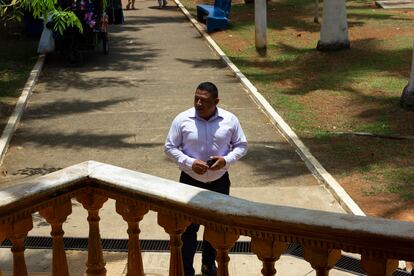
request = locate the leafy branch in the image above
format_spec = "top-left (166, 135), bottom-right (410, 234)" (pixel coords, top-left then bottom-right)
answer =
top-left (0, 0), bottom-right (23, 23)
top-left (0, 0), bottom-right (83, 33)
top-left (51, 9), bottom-right (83, 35)
top-left (20, 0), bottom-right (56, 18)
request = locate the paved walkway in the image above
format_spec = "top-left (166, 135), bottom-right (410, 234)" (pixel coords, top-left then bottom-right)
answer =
top-left (0, 1), bottom-right (352, 275)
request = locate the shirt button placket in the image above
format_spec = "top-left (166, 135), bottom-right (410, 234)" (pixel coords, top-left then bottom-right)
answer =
top-left (205, 120), bottom-right (210, 179)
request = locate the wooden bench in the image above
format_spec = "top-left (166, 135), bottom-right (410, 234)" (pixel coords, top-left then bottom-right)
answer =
top-left (196, 0), bottom-right (231, 32)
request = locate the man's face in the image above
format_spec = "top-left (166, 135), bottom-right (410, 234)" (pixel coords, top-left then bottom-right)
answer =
top-left (194, 89), bottom-right (219, 119)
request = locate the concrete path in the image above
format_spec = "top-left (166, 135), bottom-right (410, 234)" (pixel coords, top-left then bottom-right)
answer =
top-left (0, 0), bottom-right (352, 275)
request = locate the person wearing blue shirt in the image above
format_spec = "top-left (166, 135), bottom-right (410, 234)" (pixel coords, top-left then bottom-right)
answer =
top-left (165, 82), bottom-right (248, 276)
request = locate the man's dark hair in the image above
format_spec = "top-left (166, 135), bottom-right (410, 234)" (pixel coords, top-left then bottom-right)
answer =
top-left (197, 82), bottom-right (218, 98)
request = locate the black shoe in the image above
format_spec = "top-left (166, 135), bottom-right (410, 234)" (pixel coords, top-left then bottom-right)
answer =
top-left (201, 264), bottom-right (217, 276)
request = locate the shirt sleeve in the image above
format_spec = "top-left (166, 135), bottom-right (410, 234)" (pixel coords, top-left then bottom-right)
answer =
top-left (164, 116), bottom-right (196, 169)
top-left (223, 116), bottom-right (248, 166)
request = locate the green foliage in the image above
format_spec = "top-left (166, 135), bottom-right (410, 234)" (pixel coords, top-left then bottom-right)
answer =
top-left (20, 0), bottom-right (56, 18)
top-left (0, 0), bottom-right (24, 23)
top-left (0, 0), bottom-right (83, 34)
top-left (51, 9), bottom-right (83, 35)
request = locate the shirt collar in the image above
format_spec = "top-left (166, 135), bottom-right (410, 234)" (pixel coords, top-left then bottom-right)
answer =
top-left (191, 107), bottom-right (223, 121)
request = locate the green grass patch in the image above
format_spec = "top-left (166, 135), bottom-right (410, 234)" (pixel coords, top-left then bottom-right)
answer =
top-left (349, 161), bottom-right (414, 200)
top-left (362, 183), bottom-right (387, 196)
top-left (383, 168), bottom-right (414, 200)
top-left (277, 0), bottom-right (314, 7)
top-left (360, 75), bottom-right (407, 94)
top-left (354, 121), bottom-right (392, 135)
top-left (0, 23), bottom-right (38, 104)
top-left (313, 129), bottom-right (334, 141)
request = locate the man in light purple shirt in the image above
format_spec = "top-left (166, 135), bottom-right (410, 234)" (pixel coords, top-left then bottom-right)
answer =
top-left (164, 82), bottom-right (247, 276)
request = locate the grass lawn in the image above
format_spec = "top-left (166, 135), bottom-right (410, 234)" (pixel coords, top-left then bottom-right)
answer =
top-left (181, 0), bottom-right (414, 220)
top-left (0, 22), bottom-right (38, 132)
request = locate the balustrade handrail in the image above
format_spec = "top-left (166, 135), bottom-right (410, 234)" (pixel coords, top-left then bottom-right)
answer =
top-left (0, 160), bottom-right (413, 275)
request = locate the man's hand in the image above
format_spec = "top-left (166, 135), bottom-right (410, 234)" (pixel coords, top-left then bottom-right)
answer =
top-left (208, 156), bottom-right (226, 171)
top-left (192, 160), bottom-right (209, 175)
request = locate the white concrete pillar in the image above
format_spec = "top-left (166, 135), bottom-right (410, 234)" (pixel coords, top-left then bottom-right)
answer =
top-left (407, 45), bottom-right (414, 91)
top-left (255, 0), bottom-right (267, 53)
top-left (400, 42), bottom-right (414, 110)
top-left (317, 0), bottom-right (350, 51)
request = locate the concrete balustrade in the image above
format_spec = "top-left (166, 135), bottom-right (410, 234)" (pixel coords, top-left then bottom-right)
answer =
top-left (158, 212), bottom-right (190, 276)
top-left (39, 199), bottom-right (72, 276)
top-left (77, 192), bottom-right (108, 276)
top-left (115, 200), bottom-right (149, 276)
top-left (0, 161), bottom-right (412, 275)
top-left (251, 238), bottom-right (287, 276)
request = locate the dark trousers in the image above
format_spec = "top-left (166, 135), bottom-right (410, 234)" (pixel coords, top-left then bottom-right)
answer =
top-left (179, 171), bottom-right (230, 276)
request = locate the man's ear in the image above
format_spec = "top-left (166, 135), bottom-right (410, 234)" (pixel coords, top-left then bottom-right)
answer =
top-left (215, 98), bottom-right (220, 105)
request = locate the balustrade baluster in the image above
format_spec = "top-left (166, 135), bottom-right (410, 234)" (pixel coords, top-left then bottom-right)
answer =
top-left (8, 216), bottom-right (33, 276)
top-left (157, 213), bottom-right (190, 276)
top-left (303, 247), bottom-right (341, 276)
top-left (0, 229), bottom-right (5, 276)
top-left (251, 238), bottom-right (287, 276)
top-left (39, 200), bottom-right (72, 276)
top-left (204, 228), bottom-right (239, 276)
top-left (77, 192), bottom-right (108, 276)
top-left (360, 256), bottom-right (398, 276)
top-left (115, 201), bottom-right (149, 276)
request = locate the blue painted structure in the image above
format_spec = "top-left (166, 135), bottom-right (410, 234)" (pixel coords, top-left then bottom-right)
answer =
top-left (196, 0), bottom-right (231, 32)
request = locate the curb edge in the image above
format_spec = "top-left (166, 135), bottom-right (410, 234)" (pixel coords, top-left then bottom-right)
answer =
top-left (0, 54), bottom-right (46, 167)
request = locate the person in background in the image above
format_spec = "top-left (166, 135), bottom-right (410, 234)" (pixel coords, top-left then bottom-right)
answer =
top-left (107, 0), bottom-right (124, 24)
top-left (158, 0), bottom-right (167, 8)
top-left (126, 0), bottom-right (135, 9)
top-left (158, 0), bottom-right (167, 9)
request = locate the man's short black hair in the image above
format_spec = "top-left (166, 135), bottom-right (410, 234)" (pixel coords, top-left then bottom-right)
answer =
top-left (197, 82), bottom-right (218, 98)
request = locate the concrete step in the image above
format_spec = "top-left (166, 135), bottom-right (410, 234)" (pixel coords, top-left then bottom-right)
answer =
top-left (0, 249), bottom-right (353, 275)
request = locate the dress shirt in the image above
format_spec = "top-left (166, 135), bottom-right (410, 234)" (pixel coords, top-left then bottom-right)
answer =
top-left (165, 107), bottom-right (248, 183)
